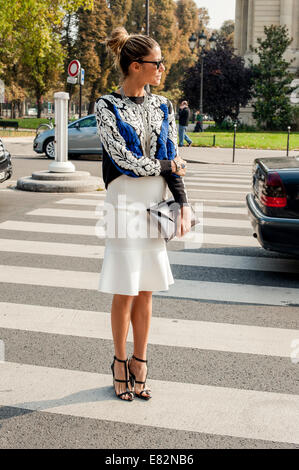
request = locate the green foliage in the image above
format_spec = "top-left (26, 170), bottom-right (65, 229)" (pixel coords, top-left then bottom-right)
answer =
top-left (181, 36), bottom-right (253, 125)
top-left (164, 0), bottom-right (199, 93)
top-left (0, 0), bottom-right (93, 117)
top-left (250, 25), bottom-right (295, 130)
top-left (206, 120), bottom-right (257, 133)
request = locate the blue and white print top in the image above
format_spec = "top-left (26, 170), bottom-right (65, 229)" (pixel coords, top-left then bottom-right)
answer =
top-left (95, 91), bottom-right (188, 206)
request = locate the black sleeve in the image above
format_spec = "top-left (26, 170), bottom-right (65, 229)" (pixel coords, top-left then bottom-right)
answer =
top-left (164, 99), bottom-right (189, 207)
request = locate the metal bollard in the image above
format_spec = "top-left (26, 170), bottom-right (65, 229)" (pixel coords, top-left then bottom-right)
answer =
top-left (49, 92), bottom-right (75, 173)
top-left (232, 123), bottom-right (237, 163)
top-left (286, 126), bottom-right (291, 157)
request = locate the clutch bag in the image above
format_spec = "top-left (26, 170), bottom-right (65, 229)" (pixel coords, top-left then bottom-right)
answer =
top-left (147, 198), bottom-right (197, 242)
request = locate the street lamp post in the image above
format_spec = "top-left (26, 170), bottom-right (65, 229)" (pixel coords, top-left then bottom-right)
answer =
top-left (188, 30), bottom-right (216, 116)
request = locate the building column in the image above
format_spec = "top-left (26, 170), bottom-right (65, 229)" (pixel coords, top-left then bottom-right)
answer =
top-left (241, 0), bottom-right (249, 56)
top-left (234, 0), bottom-right (243, 54)
top-left (246, 0), bottom-right (254, 52)
top-left (280, 0), bottom-right (293, 38)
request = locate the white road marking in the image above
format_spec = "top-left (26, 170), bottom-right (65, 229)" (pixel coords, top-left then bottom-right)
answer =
top-left (0, 265), bottom-right (297, 305)
top-left (0, 302), bottom-right (297, 358)
top-left (1, 361), bottom-right (298, 444)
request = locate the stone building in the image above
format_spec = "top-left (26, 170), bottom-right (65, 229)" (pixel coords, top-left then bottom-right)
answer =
top-left (234, 0), bottom-right (299, 124)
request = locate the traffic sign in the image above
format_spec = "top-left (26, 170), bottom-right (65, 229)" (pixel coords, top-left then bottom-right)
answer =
top-left (68, 60), bottom-right (80, 78)
top-left (67, 76), bottom-right (77, 84)
top-left (80, 68), bottom-right (85, 86)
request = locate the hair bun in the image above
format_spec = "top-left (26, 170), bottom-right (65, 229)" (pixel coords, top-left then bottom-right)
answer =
top-left (106, 27), bottom-right (130, 58)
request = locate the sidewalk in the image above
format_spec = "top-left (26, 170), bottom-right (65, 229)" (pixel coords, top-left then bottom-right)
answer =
top-left (180, 146), bottom-right (299, 166)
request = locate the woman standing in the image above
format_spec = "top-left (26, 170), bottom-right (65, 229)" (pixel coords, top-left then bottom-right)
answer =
top-left (95, 27), bottom-right (191, 402)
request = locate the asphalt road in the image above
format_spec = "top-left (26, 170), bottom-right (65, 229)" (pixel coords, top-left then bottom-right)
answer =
top-left (0, 141), bottom-right (298, 449)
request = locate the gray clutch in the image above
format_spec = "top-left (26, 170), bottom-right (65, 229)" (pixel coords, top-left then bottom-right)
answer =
top-left (147, 198), bottom-right (196, 242)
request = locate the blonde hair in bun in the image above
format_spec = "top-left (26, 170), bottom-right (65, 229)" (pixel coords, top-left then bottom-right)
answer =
top-left (106, 26), bottom-right (159, 78)
top-left (106, 27), bottom-right (130, 62)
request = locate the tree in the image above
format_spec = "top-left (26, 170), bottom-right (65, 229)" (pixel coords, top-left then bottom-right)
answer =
top-left (0, 0), bottom-right (93, 117)
top-left (181, 35), bottom-right (252, 124)
top-left (76, 0), bottom-right (111, 114)
top-left (148, 0), bottom-right (179, 91)
top-left (250, 25), bottom-right (295, 130)
top-left (198, 7), bottom-right (210, 30)
top-left (219, 19), bottom-right (234, 48)
top-left (164, 0), bottom-right (199, 93)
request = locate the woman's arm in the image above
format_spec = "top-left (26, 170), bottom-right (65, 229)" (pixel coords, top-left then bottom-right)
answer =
top-left (164, 100), bottom-right (189, 207)
top-left (95, 98), bottom-right (173, 178)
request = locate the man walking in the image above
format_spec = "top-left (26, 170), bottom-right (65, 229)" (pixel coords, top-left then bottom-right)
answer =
top-left (194, 110), bottom-right (203, 132)
top-left (178, 100), bottom-right (192, 147)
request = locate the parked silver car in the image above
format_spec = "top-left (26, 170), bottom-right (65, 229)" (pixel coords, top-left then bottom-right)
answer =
top-left (33, 114), bottom-right (103, 159)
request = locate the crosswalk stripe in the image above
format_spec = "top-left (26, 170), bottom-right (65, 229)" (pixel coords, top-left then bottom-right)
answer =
top-left (186, 182), bottom-right (250, 189)
top-left (1, 361), bottom-right (298, 444)
top-left (0, 238), bottom-right (105, 258)
top-left (0, 302), bottom-right (297, 357)
top-left (0, 221), bottom-right (97, 236)
top-left (189, 172), bottom-right (251, 177)
top-left (0, 221), bottom-right (258, 246)
top-left (167, 251), bottom-right (299, 273)
top-left (24, 208), bottom-right (251, 228)
top-left (55, 199), bottom-right (248, 214)
top-left (0, 265), bottom-right (297, 305)
top-left (1, 239), bottom-right (296, 272)
top-left (189, 188), bottom-right (248, 194)
top-left (64, 195), bottom-right (247, 206)
top-left (185, 176), bottom-right (251, 182)
top-left (159, 279), bottom-right (299, 306)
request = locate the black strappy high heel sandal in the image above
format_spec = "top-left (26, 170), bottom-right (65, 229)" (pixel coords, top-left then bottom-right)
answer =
top-left (111, 356), bottom-right (134, 401)
top-left (128, 355), bottom-right (152, 400)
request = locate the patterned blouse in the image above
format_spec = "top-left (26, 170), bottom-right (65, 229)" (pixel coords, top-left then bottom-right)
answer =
top-left (95, 91), bottom-right (188, 206)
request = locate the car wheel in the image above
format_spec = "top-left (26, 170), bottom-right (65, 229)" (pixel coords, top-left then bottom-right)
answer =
top-left (44, 138), bottom-right (55, 159)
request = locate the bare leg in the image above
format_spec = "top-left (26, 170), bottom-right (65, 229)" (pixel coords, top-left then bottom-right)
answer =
top-left (111, 293), bottom-right (134, 400)
top-left (129, 291), bottom-right (152, 398)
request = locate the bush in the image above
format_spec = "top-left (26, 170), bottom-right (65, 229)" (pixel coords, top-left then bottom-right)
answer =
top-left (206, 119), bottom-right (258, 132)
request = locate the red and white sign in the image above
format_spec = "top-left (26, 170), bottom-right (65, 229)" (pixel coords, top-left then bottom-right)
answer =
top-left (68, 60), bottom-right (81, 78)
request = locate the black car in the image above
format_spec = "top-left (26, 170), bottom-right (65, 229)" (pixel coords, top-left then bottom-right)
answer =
top-left (0, 138), bottom-right (12, 183)
top-left (246, 156), bottom-right (299, 256)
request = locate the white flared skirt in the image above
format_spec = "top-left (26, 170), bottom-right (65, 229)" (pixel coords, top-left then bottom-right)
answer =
top-left (98, 174), bottom-right (174, 296)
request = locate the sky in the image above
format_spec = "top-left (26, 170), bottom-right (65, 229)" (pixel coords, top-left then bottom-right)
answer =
top-left (195, 0), bottom-right (236, 30)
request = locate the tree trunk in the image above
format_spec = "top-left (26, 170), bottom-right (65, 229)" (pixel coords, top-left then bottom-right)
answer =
top-left (11, 101), bottom-right (16, 119)
top-left (88, 80), bottom-right (101, 115)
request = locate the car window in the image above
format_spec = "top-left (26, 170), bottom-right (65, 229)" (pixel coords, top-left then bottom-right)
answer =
top-left (68, 121), bottom-right (77, 128)
top-left (79, 116), bottom-right (97, 128)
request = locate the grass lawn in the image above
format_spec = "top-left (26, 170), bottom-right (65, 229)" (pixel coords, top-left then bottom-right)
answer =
top-left (189, 131), bottom-right (299, 150)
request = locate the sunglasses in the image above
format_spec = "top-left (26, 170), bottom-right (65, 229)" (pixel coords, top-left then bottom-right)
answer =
top-left (135, 57), bottom-right (164, 70)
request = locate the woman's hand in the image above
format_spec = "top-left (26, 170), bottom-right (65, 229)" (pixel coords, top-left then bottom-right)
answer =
top-left (176, 205), bottom-right (192, 238)
top-left (171, 157), bottom-right (187, 177)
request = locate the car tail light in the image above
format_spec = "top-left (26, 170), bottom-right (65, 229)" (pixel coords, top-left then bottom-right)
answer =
top-left (260, 172), bottom-right (287, 208)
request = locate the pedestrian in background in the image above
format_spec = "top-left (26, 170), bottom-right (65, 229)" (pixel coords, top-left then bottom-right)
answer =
top-left (178, 100), bottom-right (192, 147)
top-left (194, 110), bottom-right (203, 132)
